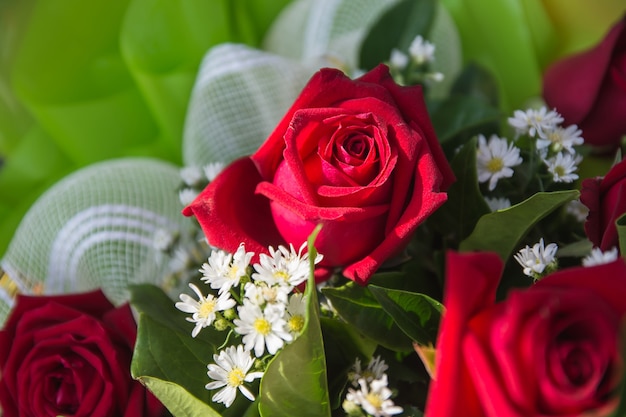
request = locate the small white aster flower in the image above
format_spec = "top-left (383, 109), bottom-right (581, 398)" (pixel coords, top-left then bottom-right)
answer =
top-left (389, 48), bottom-right (409, 70)
top-left (536, 124), bottom-right (584, 154)
top-left (582, 247), bottom-right (619, 267)
top-left (408, 35), bottom-right (436, 65)
top-left (426, 71), bottom-right (444, 83)
top-left (179, 188), bottom-right (198, 206)
top-left (175, 283), bottom-right (237, 337)
top-left (252, 242), bottom-right (323, 288)
top-left (180, 166), bottom-right (204, 187)
top-left (476, 134), bottom-right (523, 191)
top-left (284, 293), bottom-right (307, 336)
top-left (345, 375), bottom-right (403, 417)
top-left (565, 199), bottom-right (589, 222)
top-left (243, 281), bottom-right (290, 307)
top-left (169, 247), bottom-right (192, 273)
top-left (349, 356), bottom-right (389, 387)
top-left (205, 344), bottom-right (264, 408)
top-left (201, 244), bottom-right (254, 294)
top-left (513, 238), bottom-right (558, 279)
top-left (234, 301), bottom-right (292, 357)
top-left (544, 152), bottom-right (582, 183)
top-left (508, 106), bottom-right (564, 138)
top-left (153, 228), bottom-right (176, 252)
top-left (204, 162), bottom-right (225, 182)
top-left (484, 197), bottom-right (511, 212)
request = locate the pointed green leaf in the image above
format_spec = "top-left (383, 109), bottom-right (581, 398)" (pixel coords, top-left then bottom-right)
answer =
top-left (258, 226), bottom-right (330, 417)
top-left (368, 285), bottom-right (442, 345)
top-left (139, 377), bottom-right (223, 417)
top-left (321, 283), bottom-right (413, 352)
top-left (459, 190), bottom-right (579, 261)
top-left (359, 0), bottom-right (436, 70)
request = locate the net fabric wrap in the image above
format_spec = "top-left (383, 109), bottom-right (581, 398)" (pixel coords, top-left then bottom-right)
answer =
top-left (0, 158), bottom-right (195, 324)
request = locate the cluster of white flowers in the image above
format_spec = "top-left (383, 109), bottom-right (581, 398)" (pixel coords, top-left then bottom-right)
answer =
top-left (175, 242), bottom-right (323, 408)
top-left (477, 106), bottom-right (585, 204)
top-left (388, 35), bottom-right (443, 85)
top-left (343, 356), bottom-right (403, 417)
top-left (178, 162), bottom-right (225, 206)
top-left (513, 238), bottom-right (558, 280)
top-left (582, 246), bottom-right (619, 267)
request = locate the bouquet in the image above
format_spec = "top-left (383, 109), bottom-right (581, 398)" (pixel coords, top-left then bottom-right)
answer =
top-left (2, 0), bottom-right (626, 416)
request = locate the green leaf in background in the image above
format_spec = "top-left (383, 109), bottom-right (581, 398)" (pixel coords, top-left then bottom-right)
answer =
top-left (369, 285), bottom-right (442, 345)
top-left (322, 282), bottom-right (413, 352)
top-left (430, 94), bottom-right (501, 153)
top-left (450, 62), bottom-right (500, 107)
top-left (359, 0), bottom-right (436, 70)
top-left (459, 190), bottom-right (580, 261)
top-left (617, 214), bottom-right (626, 256)
top-left (429, 136), bottom-right (491, 242)
top-left (258, 226), bottom-right (330, 417)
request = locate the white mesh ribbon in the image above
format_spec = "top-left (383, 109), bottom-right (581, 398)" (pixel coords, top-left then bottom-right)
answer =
top-left (182, 43), bottom-right (320, 167)
top-left (0, 158), bottom-right (196, 324)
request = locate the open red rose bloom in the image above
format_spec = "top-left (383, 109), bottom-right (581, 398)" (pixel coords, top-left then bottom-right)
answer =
top-left (425, 251), bottom-right (626, 417)
top-left (183, 64), bottom-right (454, 284)
top-left (0, 291), bottom-right (162, 417)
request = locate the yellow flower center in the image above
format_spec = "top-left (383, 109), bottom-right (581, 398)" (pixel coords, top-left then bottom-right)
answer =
top-left (198, 299), bottom-right (217, 319)
top-left (253, 318), bottom-right (272, 335)
top-left (227, 367), bottom-right (246, 387)
top-left (365, 393), bottom-right (383, 409)
top-left (274, 270), bottom-right (290, 282)
top-left (287, 315), bottom-right (305, 333)
top-left (486, 157), bottom-right (504, 173)
top-left (554, 165), bottom-right (566, 177)
top-left (228, 265), bottom-right (239, 280)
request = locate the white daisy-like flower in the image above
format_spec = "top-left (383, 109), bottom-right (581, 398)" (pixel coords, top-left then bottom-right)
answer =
top-left (234, 301), bottom-right (292, 357)
top-left (508, 106), bottom-right (564, 138)
top-left (389, 48), bottom-right (408, 70)
top-left (169, 247), bottom-right (192, 273)
top-left (484, 197), bottom-right (511, 212)
top-left (582, 247), bottom-right (619, 267)
top-left (408, 35), bottom-right (435, 65)
top-left (153, 228), bottom-right (176, 252)
top-left (349, 356), bottom-right (389, 387)
top-left (252, 242), bottom-right (323, 288)
top-left (345, 375), bottom-right (403, 417)
top-left (204, 162), bottom-right (225, 182)
top-left (565, 199), bottom-right (589, 222)
top-left (243, 281), bottom-right (290, 307)
top-left (179, 188), bottom-right (198, 206)
top-left (205, 344), bottom-right (264, 408)
top-left (536, 124), bottom-right (584, 154)
top-left (175, 283), bottom-right (237, 337)
top-left (476, 134), bottom-right (523, 191)
top-left (180, 165), bottom-right (204, 187)
top-left (200, 244), bottom-right (254, 294)
top-left (284, 293), bottom-right (307, 336)
top-left (544, 152), bottom-right (582, 183)
top-left (513, 238), bottom-right (558, 279)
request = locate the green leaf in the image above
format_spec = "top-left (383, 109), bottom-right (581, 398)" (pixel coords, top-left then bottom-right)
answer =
top-left (450, 62), bottom-right (500, 107)
top-left (139, 377), bottom-right (223, 417)
top-left (368, 285), bottom-right (442, 345)
top-left (430, 136), bottom-right (490, 241)
top-left (359, 0), bottom-right (436, 70)
top-left (429, 95), bottom-right (501, 150)
top-left (459, 190), bottom-right (580, 261)
top-left (322, 283), bottom-right (413, 352)
top-left (258, 226), bottom-right (331, 417)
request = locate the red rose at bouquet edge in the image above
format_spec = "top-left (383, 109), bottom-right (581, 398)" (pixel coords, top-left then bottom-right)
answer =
top-left (0, 290), bottom-right (163, 417)
top-left (581, 158), bottom-right (626, 251)
top-left (183, 64), bottom-right (455, 284)
top-left (425, 251), bottom-right (625, 417)
top-left (543, 14), bottom-right (626, 149)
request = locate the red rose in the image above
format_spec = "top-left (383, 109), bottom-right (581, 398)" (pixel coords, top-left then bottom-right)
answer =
top-left (183, 64), bottom-right (454, 284)
top-left (0, 290), bottom-right (163, 417)
top-left (580, 158), bottom-right (626, 251)
top-left (425, 251), bottom-right (625, 417)
top-left (543, 15), bottom-right (626, 149)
